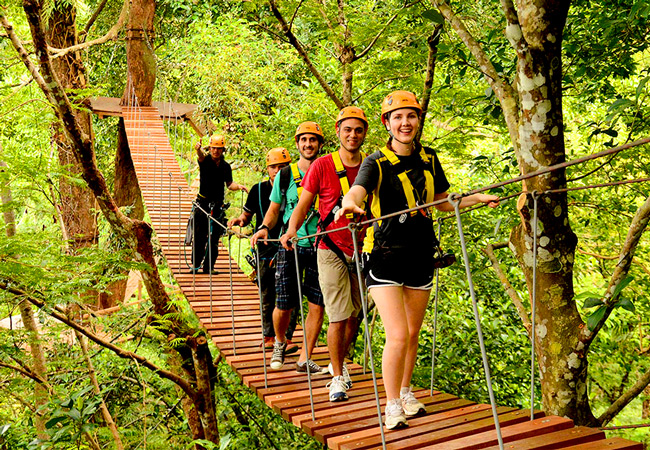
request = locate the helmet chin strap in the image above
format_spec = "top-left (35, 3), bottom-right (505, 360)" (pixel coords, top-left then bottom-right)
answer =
top-left (385, 126), bottom-right (413, 147)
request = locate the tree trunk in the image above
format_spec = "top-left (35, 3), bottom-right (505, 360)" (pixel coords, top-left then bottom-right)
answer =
top-left (188, 336), bottom-right (220, 444)
top-left (505, 1), bottom-right (597, 425)
top-left (103, 0), bottom-right (155, 308)
top-left (47, 3), bottom-right (98, 252)
top-left (2, 156), bottom-right (49, 439)
top-left (9, 3), bottom-right (220, 445)
top-left (340, 45), bottom-right (354, 106)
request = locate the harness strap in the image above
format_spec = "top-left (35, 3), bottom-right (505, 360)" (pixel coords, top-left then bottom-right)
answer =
top-left (291, 162), bottom-right (319, 209)
top-left (379, 147), bottom-right (435, 216)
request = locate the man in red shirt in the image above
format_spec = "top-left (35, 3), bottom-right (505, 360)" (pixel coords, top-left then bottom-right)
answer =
top-left (281, 106), bottom-right (368, 402)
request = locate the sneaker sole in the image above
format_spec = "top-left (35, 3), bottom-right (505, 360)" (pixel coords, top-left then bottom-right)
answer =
top-left (404, 406), bottom-right (426, 417)
top-left (329, 394), bottom-right (348, 402)
top-left (296, 367), bottom-right (329, 374)
top-left (284, 345), bottom-right (300, 355)
top-left (270, 362), bottom-right (284, 370)
top-left (385, 418), bottom-right (408, 430)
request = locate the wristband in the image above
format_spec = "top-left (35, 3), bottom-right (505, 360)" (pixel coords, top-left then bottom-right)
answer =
top-left (258, 224), bottom-right (269, 232)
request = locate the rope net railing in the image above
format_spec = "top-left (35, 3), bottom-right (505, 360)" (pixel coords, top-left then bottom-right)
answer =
top-left (121, 90), bottom-right (650, 449)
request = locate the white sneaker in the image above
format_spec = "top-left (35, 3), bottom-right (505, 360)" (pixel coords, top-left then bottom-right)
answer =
top-left (400, 386), bottom-right (426, 417)
top-left (326, 375), bottom-right (349, 402)
top-left (270, 341), bottom-right (286, 370)
top-left (327, 362), bottom-right (352, 389)
top-left (385, 398), bottom-right (408, 430)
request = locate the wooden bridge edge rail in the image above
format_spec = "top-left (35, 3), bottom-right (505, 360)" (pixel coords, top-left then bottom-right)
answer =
top-left (111, 105), bottom-right (642, 450)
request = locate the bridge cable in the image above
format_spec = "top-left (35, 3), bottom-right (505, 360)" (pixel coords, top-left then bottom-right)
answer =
top-left (350, 224), bottom-right (387, 450)
top-left (449, 193), bottom-right (504, 450)
top-left (228, 234), bottom-right (236, 355)
top-left (430, 218), bottom-right (443, 396)
top-left (530, 191), bottom-right (539, 421)
top-left (291, 241), bottom-right (316, 420)
top-left (255, 245), bottom-right (269, 389)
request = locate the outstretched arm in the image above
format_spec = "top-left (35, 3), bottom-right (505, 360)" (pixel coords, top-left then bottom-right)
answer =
top-left (228, 210), bottom-right (253, 228)
top-left (334, 185), bottom-right (368, 222)
top-left (227, 181), bottom-right (249, 193)
top-left (433, 191), bottom-right (499, 212)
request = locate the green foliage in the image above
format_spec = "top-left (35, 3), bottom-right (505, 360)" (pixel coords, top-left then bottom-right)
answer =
top-left (2, 0), bottom-right (650, 447)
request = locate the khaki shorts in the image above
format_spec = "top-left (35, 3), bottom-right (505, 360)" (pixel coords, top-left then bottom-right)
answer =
top-left (317, 247), bottom-right (363, 322)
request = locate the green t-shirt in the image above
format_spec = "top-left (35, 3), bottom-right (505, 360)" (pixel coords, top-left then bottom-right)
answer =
top-left (270, 166), bottom-right (318, 247)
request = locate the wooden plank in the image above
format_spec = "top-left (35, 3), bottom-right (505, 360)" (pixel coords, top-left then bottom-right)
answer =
top-left (422, 415), bottom-right (571, 450)
top-left (331, 401), bottom-right (482, 450)
top-left (344, 409), bottom-right (541, 450)
top-left (480, 426), bottom-right (604, 449)
top-left (559, 437), bottom-right (644, 450)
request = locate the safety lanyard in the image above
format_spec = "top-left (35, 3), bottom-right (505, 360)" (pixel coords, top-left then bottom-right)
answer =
top-left (379, 146), bottom-right (434, 216)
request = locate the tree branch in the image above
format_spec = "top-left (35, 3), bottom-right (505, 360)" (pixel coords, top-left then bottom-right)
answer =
top-left (0, 13), bottom-right (55, 106)
top-left (354, 1), bottom-right (415, 61)
top-left (268, 0), bottom-right (344, 109)
top-left (499, 0), bottom-right (527, 57)
top-left (417, 23), bottom-right (443, 141)
top-left (0, 362), bottom-right (51, 389)
top-left (288, 0), bottom-right (305, 30)
top-left (351, 75), bottom-right (410, 103)
top-left (483, 241), bottom-right (532, 334)
top-left (598, 366), bottom-right (650, 426)
top-left (582, 195), bottom-right (650, 345)
top-left (0, 281), bottom-right (195, 397)
top-left (82, 0), bottom-right (110, 38)
top-left (431, 0), bottom-right (519, 144)
top-left (48, 0), bottom-right (129, 59)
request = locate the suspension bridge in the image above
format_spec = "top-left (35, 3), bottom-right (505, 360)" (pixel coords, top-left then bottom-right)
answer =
top-left (97, 100), bottom-right (644, 450)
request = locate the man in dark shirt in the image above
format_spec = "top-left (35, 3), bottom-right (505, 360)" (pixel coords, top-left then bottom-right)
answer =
top-left (228, 148), bottom-right (298, 351)
top-left (190, 135), bottom-right (247, 274)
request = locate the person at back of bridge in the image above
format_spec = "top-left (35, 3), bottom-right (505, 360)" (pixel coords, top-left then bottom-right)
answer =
top-left (228, 148), bottom-right (299, 353)
top-left (190, 135), bottom-right (248, 274)
top-left (336, 91), bottom-right (499, 430)
top-left (251, 122), bottom-right (327, 375)
top-left (281, 106), bottom-right (369, 402)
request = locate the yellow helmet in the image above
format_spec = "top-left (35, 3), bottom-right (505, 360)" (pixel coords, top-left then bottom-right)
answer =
top-left (381, 91), bottom-right (422, 126)
top-left (209, 135), bottom-right (225, 148)
top-left (336, 106), bottom-right (368, 128)
top-left (266, 147), bottom-right (291, 166)
top-left (294, 121), bottom-right (324, 142)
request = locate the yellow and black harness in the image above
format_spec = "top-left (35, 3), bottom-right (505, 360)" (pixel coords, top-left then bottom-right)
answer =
top-left (362, 146), bottom-right (436, 253)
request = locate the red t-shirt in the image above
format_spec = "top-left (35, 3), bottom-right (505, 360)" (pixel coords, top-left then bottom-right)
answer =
top-left (302, 152), bottom-right (363, 256)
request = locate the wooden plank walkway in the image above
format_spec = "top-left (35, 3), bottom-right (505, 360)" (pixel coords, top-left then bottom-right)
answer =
top-left (120, 106), bottom-right (642, 450)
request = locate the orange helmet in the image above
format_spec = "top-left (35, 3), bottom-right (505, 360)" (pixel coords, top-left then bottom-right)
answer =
top-left (381, 91), bottom-right (422, 125)
top-left (336, 106), bottom-right (368, 128)
top-left (266, 147), bottom-right (291, 166)
top-left (294, 121), bottom-right (324, 142)
top-left (209, 135), bottom-right (225, 148)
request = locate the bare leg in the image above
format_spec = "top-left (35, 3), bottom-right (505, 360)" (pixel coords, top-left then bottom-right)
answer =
top-left (400, 288), bottom-right (431, 389)
top-left (326, 320), bottom-right (347, 376)
top-left (368, 286), bottom-right (408, 401)
top-left (273, 307), bottom-right (293, 343)
top-left (297, 303), bottom-right (324, 364)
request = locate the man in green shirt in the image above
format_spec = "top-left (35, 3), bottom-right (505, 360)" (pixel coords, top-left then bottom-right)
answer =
top-left (251, 122), bottom-right (326, 374)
